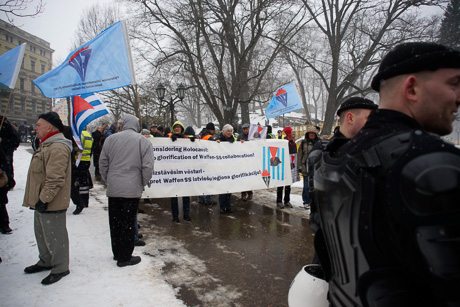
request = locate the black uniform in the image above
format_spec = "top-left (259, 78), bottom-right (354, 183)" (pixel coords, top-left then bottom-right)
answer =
top-left (314, 109), bottom-right (460, 306)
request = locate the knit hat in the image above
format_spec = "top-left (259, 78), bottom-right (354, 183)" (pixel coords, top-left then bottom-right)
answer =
top-left (38, 112), bottom-right (64, 132)
top-left (242, 123), bottom-right (250, 129)
top-left (142, 129), bottom-right (150, 135)
top-left (205, 122), bottom-right (215, 131)
top-left (283, 126), bottom-right (292, 139)
top-left (371, 42), bottom-right (460, 92)
top-left (157, 125), bottom-right (164, 132)
top-left (336, 97), bottom-right (377, 116)
top-left (184, 126), bottom-right (195, 136)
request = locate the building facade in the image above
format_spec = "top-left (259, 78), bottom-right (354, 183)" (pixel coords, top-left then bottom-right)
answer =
top-left (0, 19), bottom-right (54, 127)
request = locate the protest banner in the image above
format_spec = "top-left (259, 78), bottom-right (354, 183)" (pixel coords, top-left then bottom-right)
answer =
top-left (142, 138), bottom-right (292, 198)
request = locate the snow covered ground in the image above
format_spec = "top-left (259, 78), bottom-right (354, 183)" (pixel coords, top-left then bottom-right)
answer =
top-left (0, 144), bottom-right (305, 307)
top-left (0, 145), bottom-right (185, 307)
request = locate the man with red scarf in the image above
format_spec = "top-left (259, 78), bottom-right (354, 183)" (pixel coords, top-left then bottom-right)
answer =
top-left (22, 112), bottom-right (72, 285)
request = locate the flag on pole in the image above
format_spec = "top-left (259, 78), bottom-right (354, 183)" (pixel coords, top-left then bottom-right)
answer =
top-left (70, 93), bottom-right (110, 149)
top-left (265, 82), bottom-right (303, 120)
top-left (34, 21), bottom-right (136, 98)
top-left (0, 43), bottom-right (26, 89)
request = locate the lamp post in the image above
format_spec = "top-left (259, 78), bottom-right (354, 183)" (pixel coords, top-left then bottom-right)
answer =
top-left (155, 83), bottom-right (186, 127)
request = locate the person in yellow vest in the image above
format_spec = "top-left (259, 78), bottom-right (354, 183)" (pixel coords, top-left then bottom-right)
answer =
top-left (72, 129), bottom-right (93, 215)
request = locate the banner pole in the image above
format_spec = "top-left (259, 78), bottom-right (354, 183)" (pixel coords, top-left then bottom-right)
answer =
top-left (134, 84), bottom-right (142, 129)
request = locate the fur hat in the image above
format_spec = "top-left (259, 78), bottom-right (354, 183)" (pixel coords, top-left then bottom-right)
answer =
top-left (336, 97), bottom-right (377, 116)
top-left (371, 42), bottom-right (460, 92)
top-left (38, 112), bottom-right (64, 132)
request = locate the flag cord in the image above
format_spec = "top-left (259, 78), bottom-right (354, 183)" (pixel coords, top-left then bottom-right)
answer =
top-left (0, 90), bottom-right (14, 131)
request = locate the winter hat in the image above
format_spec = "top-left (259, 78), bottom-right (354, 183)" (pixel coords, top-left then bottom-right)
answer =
top-left (157, 125), bottom-right (164, 132)
top-left (371, 42), bottom-right (460, 92)
top-left (205, 122), bottom-right (215, 131)
top-left (142, 129), bottom-right (150, 135)
top-left (283, 126), bottom-right (292, 139)
top-left (38, 111), bottom-right (64, 132)
top-left (184, 126), bottom-right (195, 136)
top-left (242, 123), bottom-right (250, 129)
top-left (336, 97), bottom-right (377, 116)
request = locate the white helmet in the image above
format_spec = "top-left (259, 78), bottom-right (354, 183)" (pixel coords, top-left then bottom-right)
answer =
top-left (288, 264), bottom-right (328, 307)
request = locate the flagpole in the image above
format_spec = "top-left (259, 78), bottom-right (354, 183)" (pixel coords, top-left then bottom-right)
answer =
top-left (134, 84), bottom-right (142, 129)
top-left (0, 90), bottom-right (14, 131)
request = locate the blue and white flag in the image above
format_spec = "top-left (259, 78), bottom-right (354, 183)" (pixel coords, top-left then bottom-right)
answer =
top-left (265, 82), bottom-right (303, 120)
top-left (34, 21), bottom-right (136, 98)
top-left (70, 93), bottom-right (110, 149)
top-left (0, 43), bottom-right (26, 89)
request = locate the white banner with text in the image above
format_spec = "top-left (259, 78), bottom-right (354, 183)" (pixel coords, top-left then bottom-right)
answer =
top-left (142, 138), bottom-right (293, 198)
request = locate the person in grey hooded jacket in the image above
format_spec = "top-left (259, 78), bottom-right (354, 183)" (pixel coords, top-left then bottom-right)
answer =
top-left (99, 114), bottom-right (154, 267)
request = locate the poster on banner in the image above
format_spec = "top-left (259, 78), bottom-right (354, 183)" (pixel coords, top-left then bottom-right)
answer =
top-left (290, 154), bottom-right (300, 183)
top-left (142, 138), bottom-right (292, 198)
top-left (248, 124), bottom-right (267, 140)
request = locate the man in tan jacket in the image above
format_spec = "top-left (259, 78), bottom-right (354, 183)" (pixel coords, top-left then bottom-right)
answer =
top-left (22, 112), bottom-right (73, 285)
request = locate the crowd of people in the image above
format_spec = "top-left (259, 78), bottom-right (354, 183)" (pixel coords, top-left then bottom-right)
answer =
top-left (1, 41), bottom-right (458, 307)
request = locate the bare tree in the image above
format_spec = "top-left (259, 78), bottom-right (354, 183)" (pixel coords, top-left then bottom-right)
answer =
top-left (285, 0), bottom-right (444, 134)
top-left (127, 0), bottom-right (308, 128)
top-left (0, 0), bottom-right (44, 23)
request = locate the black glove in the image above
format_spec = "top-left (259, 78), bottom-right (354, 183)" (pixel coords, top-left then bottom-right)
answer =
top-left (189, 136), bottom-right (195, 142)
top-left (35, 200), bottom-right (48, 212)
top-left (171, 135), bottom-right (177, 142)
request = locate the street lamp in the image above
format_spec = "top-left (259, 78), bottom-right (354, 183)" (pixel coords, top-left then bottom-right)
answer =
top-left (155, 83), bottom-right (186, 127)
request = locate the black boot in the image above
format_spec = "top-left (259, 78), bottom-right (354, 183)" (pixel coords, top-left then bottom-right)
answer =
top-left (73, 206), bottom-right (83, 215)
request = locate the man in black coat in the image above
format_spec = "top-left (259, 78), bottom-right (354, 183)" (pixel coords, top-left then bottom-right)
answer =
top-left (314, 42), bottom-right (460, 306)
top-left (0, 116), bottom-right (20, 234)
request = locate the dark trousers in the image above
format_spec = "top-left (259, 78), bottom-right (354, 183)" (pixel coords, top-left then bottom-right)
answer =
top-left (171, 197), bottom-right (190, 218)
top-left (277, 185), bottom-right (291, 203)
top-left (93, 152), bottom-right (101, 176)
top-left (219, 193), bottom-right (232, 210)
top-left (108, 197), bottom-right (139, 262)
top-left (0, 203), bottom-right (9, 229)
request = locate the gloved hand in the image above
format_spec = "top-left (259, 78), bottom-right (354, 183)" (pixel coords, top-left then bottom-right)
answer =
top-left (171, 135), bottom-right (177, 142)
top-left (189, 136), bottom-right (195, 142)
top-left (35, 200), bottom-right (48, 212)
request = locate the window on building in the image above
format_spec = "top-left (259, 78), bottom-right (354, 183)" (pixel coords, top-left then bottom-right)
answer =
top-left (31, 100), bottom-right (36, 112)
top-left (30, 60), bottom-right (35, 72)
top-left (20, 78), bottom-right (25, 90)
top-left (31, 81), bottom-right (35, 93)
top-left (41, 63), bottom-right (45, 74)
top-left (21, 98), bottom-right (26, 111)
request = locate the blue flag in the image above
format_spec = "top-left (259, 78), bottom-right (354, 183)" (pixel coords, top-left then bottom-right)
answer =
top-left (70, 93), bottom-right (110, 149)
top-left (34, 21), bottom-right (136, 98)
top-left (265, 82), bottom-right (303, 120)
top-left (0, 43), bottom-right (26, 89)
